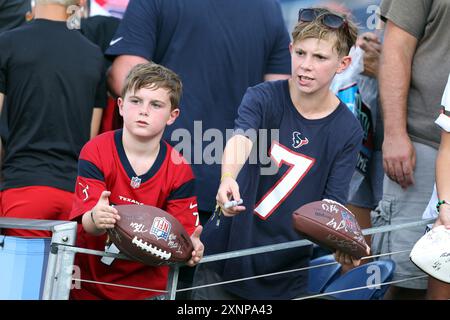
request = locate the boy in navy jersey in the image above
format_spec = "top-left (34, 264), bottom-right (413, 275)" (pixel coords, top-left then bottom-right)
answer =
top-left (194, 7), bottom-right (364, 299)
top-left (69, 63), bottom-right (204, 300)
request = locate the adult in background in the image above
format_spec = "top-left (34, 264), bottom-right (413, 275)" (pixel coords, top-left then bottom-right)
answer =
top-left (0, 0), bottom-right (32, 169)
top-left (371, 0), bottom-right (450, 299)
top-left (0, 0), bottom-right (106, 237)
top-left (80, 0), bottom-right (121, 133)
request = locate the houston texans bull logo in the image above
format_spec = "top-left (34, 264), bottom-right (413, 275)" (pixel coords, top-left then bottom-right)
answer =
top-left (292, 131), bottom-right (309, 149)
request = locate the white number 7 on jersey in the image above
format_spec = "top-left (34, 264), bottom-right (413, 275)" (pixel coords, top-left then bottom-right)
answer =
top-left (254, 142), bottom-right (315, 220)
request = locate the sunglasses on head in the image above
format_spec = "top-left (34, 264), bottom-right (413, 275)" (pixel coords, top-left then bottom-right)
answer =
top-left (298, 8), bottom-right (348, 30)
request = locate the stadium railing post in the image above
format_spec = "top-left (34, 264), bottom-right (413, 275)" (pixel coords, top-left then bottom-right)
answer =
top-left (166, 264), bottom-right (180, 300)
top-left (43, 221), bottom-right (77, 300)
top-left (0, 218), bottom-right (77, 300)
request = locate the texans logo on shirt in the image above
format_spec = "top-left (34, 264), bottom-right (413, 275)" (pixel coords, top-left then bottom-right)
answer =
top-left (292, 131), bottom-right (309, 149)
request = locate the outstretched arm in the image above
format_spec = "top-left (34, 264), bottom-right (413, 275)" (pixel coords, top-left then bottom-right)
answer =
top-left (216, 134), bottom-right (253, 216)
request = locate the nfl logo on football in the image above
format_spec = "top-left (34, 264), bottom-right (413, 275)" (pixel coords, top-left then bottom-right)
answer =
top-left (150, 217), bottom-right (171, 241)
top-left (341, 211), bottom-right (356, 231)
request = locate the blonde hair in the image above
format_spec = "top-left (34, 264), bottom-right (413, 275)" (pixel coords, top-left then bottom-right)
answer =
top-left (121, 63), bottom-right (183, 110)
top-left (292, 7), bottom-right (358, 56)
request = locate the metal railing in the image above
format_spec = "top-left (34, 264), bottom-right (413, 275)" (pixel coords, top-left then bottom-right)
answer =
top-left (0, 217), bottom-right (435, 300)
top-left (0, 217), bottom-right (77, 300)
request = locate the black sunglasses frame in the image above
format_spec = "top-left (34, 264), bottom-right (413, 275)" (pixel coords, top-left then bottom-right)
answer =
top-left (298, 8), bottom-right (348, 30)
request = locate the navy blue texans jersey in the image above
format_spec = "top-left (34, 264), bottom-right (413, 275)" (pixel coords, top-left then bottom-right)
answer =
top-left (201, 80), bottom-right (363, 299)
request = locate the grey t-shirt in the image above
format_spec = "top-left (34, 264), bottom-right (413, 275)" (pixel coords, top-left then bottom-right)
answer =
top-left (380, 0), bottom-right (450, 148)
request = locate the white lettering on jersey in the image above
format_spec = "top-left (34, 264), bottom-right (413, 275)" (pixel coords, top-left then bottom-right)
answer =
top-left (193, 211), bottom-right (199, 227)
top-left (118, 195), bottom-right (144, 206)
top-left (254, 142), bottom-right (315, 219)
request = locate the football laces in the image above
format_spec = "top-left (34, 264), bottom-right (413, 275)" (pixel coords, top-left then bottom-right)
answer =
top-left (132, 236), bottom-right (172, 260)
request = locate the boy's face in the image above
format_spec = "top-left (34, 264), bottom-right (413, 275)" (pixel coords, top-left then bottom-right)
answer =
top-left (118, 86), bottom-right (179, 139)
top-left (289, 37), bottom-right (351, 95)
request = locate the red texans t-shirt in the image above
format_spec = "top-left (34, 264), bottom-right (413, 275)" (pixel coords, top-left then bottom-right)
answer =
top-left (69, 130), bottom-right (198, 300)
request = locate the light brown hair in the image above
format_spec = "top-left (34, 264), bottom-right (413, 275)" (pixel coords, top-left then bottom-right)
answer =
top-left (292, 7), bottom-right (358, 57)
top-left (121, 62), bottom-right (182, 110)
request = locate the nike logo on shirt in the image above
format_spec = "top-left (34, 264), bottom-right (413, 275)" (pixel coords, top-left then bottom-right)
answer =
top-left (189, 203), bottom-right (198, 209)
top-left (109, 37), bottom-right (123, 46)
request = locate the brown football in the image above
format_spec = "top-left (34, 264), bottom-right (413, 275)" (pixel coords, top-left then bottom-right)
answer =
top-left (108, 204), bottom-right (194, 266)
top-left (292, 199), bottom-right (369, 259)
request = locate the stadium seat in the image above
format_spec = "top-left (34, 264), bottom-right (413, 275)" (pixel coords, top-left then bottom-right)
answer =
top-left (322, 259), bottom-right (396, 300)
top-left (308, 254), bottom-right (342, 294)
top-left (0, 236), bottom-right (51, 300)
